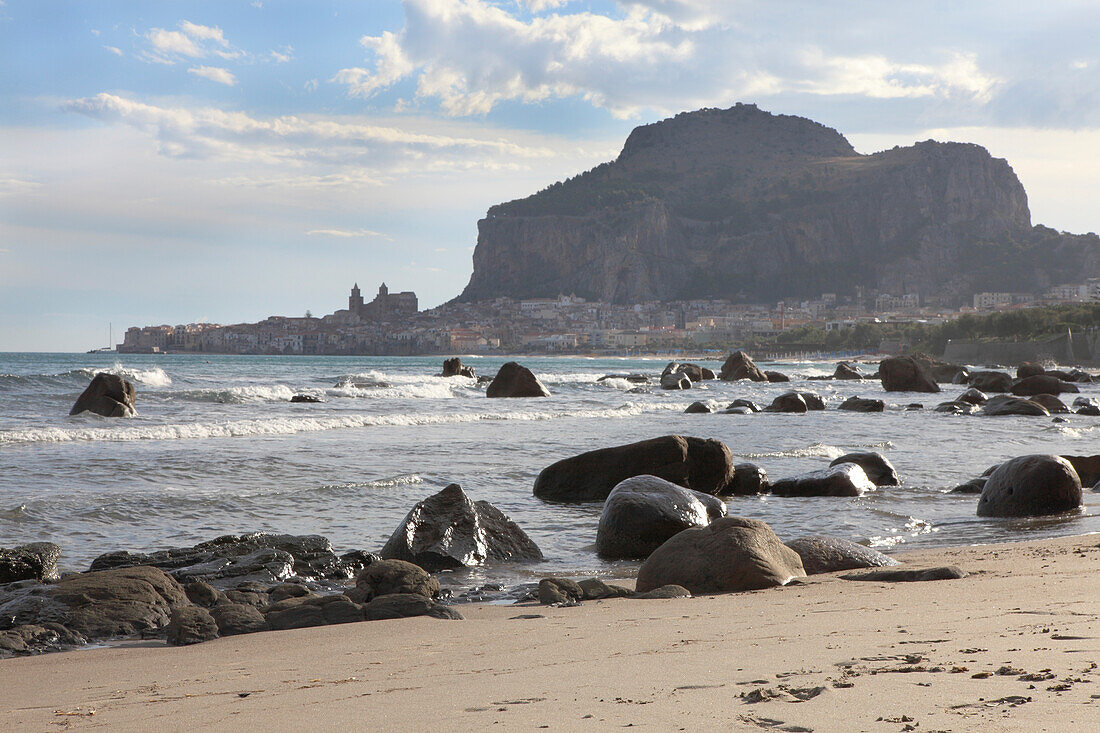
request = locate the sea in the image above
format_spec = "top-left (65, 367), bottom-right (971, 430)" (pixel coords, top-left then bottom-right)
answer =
top-left (1, 352), bottom-right (1097, 596)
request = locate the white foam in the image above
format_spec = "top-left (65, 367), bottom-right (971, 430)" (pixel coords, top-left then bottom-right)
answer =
top-left (739, 443), bottom-right (845, 460)
top-left (85, 363), bottom-right (173, 388)
top-left (177, 385), bottom-right (297, 403)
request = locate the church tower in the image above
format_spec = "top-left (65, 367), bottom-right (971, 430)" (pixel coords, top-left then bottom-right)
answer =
top-left (378, 282), bottom-right (389, 297)
top-left (349, 283), bottom-right (363, 314)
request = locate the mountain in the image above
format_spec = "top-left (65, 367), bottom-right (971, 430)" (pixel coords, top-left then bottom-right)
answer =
top-left (458, 104), bottom-right (1099, 304)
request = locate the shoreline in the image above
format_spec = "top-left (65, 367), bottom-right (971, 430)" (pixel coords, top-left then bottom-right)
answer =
top-left (3, 533), bottom-right (1098, 731)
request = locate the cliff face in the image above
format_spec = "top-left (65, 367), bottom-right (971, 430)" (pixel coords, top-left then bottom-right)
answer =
top-left (460, 104), bottom-right (1096, 304)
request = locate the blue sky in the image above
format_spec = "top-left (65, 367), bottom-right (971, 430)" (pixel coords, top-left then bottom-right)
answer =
top-left (2, 0), bottom-right (1098, 350)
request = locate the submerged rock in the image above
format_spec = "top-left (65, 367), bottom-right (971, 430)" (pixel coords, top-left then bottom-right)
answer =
top-left (1011, 374), bottom-right (1079, 396)
top-left (70, 373), bottom-right (136, 417)
top-left (661, 372), bottom-right (692, 390)
top-left (721, 463), bottom-right (769, 496)
top-left (837, 396), bottom-right (884, 412)
top-left (771, 464), bottom-right (876, 497)
top-left (829, 452), bottom-right (900, 486)
top-left (980, 395), bottom-right (1049, 416)
top-left (485, 362), bottom-right (550, 398)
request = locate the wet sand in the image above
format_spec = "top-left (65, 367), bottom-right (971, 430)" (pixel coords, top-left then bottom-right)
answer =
top-left (2, 534), bottom-right (1098, 731)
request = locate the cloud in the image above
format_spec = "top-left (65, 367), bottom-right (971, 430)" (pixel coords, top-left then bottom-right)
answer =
top-left (307, 228), bottom-right (390, 239)
top-left (104, 45), bottom-right (123, 56)
top-left (188, 66), bottom-right (237, 86)
top-left (143, 20), bottom-right (242, 64)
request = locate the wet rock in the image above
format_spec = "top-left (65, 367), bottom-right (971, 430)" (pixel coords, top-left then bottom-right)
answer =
top-left (268, 582), bottom-right (311, 604)
top-left (632, 585), bottom-right (691, 599)
top-left (951, 477), bottom-right (987, 494)
top-left (981, 395), bottom-right (1050, 416)
top-left (1075, 397), bottom-right (1100, 416)
top-left (440, 357), bottom-right (475, 378)
top-left (485, 362), bottom-right (550, 398)
top-left (1065, 369), bottom-right (1094, 383)
top-left (721, 463), bottom-right (769, 496)
top-left (879, 356), bottom-right (939, 393)
top-left (210, 603), bottom-right (268, 636)
top-left (910, 353), bottom-right (967, 383)
top-left (764, 370), bottom-right (790, 383)
top-left (635, 517), bottom-right (806, 595)
top-left (1030, 394), bottom-right (1070, 413)
top-left (833, 362), bottom-right (864, 380)
top-left (951, 370), bottom-right (971, 384)
top-left (977, 454), bottom-right (1082, 517)
top-left (763, 392), bottom-right (807, 413)
top-left (664, 362), bottom-right (709, 382)
top-left (726, 398), bottom-right (761, 412)
top-left (290, 394), bottom-right (322, 403)
top-left (684, 400), bottom-right (714, 414)
top-left (596, 475), bottom-right (727, 560)
top-left (1011, 374), bottom-right (1080, 396)
top-left (1017, 362), bottom-right (1045, 379)
top-left (533, 435), bottom-right (735, 502)
top-left (935, 400), bottom-right (978, 414)
top-left (660, 372), bottom-right (692, 390)
top-left (719, 350), bottom-right (767, 382)
top-left (794, 391), bottom-right (826, 410)
top-left (840, 566), bottom-right (967, 582)
top-left (577, 578), bottom-right (634, 600)
top-left (183, 580), bottom-right (222, 608)
top-left (70, 372), bottom-right (137, 417)
top-left (968, 371), bottom-right (1013, 393)
top-left (771, 464), bottom-right (876, 497)
top-left (264, 596), bottom-right (327, 631)
top-left (722, 406), bottom-right (753, 415)
top-left (0, 542), bottom-right (62, 584)
top-left (1061, 455), bottom-right (1100, 487)
top-left (786, 536), bottom-right (900, 574)
top-left (958, 388), bottom-right (989, 405)
top-left (380, 483), bottom-right (543, 571)
top-left (0, 623), bottom-right (85, 657)
top-left (829, 452), bottom-right (900, 486)
top-left (906, 403), bottom-right (924, 410)
top-left (598, 373), bottom-right (648, 383)
top-left (538, 577), bottom-right (583, 605)
top-left (837, 396), bottom-right (884, 412)
top-left (166, 606), bottom-right (219, 646)
top-left (355, 559), bottom-right (440, 601)
top-left (362, 593), bottom-right (462, 621)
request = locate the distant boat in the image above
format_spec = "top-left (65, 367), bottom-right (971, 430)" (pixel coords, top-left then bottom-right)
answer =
top-left (88, 323), bottom-right (114, 353)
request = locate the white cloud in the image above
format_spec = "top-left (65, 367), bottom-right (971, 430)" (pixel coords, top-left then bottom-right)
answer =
top-left (104, 45), bottom-right (123, 56)
top-left (307, 228), bottom-right (390, 239)
top-left (188, 66), bottom-right (237, 86)
top-left (794, 50), bottom-right (999, 101)
top-left (144, 20), bottom-right (242, 64)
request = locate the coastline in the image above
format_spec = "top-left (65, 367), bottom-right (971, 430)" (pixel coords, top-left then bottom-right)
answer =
top-left (3, 533), bottom-right (1097, 731)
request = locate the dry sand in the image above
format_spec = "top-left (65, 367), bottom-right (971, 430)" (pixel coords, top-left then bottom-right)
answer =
top-left (3, 535), bottom-right (1098, 732)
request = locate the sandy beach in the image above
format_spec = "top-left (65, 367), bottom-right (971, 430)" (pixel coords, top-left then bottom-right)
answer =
top-left (2, 534), bottom-right (1097, 732)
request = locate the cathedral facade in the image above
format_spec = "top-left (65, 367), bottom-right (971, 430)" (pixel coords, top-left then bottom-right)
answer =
top-left (348, 282), bottom-right (418, 320)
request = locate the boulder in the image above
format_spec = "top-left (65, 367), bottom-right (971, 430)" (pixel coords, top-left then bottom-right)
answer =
top-left (837, 396), bottom-right (884, 412)
top-left (354, 559), bottom-right (440, 601)
top-left (793, 390), bottom-right (826, 410)
top-left (957, 388), bottom-right (988, 405)
top-left (576, 578), bottom-right (634, 600)
top-left (967, 371), bottom-right (1013, 393)
top-left (829, 452), bottom-right (900, 486)
top-left (763, 392), bottom-right (807, 413)
top-left (726, 398), bottom-right (761, 412)
top-left (290, 394), bottom-right (322, 403)
top-left (910, 353), bottom-right (966, 383)
top-left (1065, 369), bottom-right (1094, 383)
top-left (1011, 374), bottom-right (1080, 396)
top-left (832, 362), bottom-right (864, 380)
top-left (976, 454), bottom-right (1083, 517)
top-left (0, 623), bottom-right (85, 657)
top-left (980, 395), bottom-right (1050, 416)
top-left (597, 373), bottom-right (648, 384)
top-left (635, 517), bottom-right (805, 595)
top-left (935, 400), bottom-right (978, 414)
top-left (533, 435), bottom-right (735, 502)
top-left (951, 477), bottom-right (987, 494)
top-left (700, 367), bottom-right (717, 380)
top-left (264, 596), bottom-right (327, 631)
top-left (764, 370), bottom-right (790, 383)
top-left (1074, 396), bottom-right (1100, 416)
top-left (722, 406), bottom-right (753, 415)
top-left (1061, 455), bottom-right (1100, 486)
top-left (878, 356), bottom-right (939, 392)
top-left (0, 542), bottom-right (62, 584)
top-left (1017, 362), bottom-right (1045, 379)
top-left (362, 593), bottom-right (463, 621)
top-left (69, 373), bottom-right (136, 417)
top-left (268, 582), bottom-right (310, 604)
top-left (664, 362), bottom-right (708, 382)
top-left (840, 566), bottom-right (966, 582)
top-left (719, 351), bottom-right (767, 382)
top-left (771, 464), bottom-right (876, 497)
top-left (720, 463), bottom-right (769, 496)
top-left (951, 370), bottom-right (971, 384)
top-left (210, 603), bottom-right (268, 636)
top-left (633, 585), bottom-right (692, 599)
top-left (538, 577), bottom-right (583, 605)
top-left (380, 483), bottom-right (543, 571)
top-left (183, 580), bottom-right (222, 607)
top-left (1030, 394), bottom-right (1070, 414)
top-left (684, 401), bottom-right (714, 414)
top-left (660, 372), bottom-right (691, 390)
top-left (485, 362), bottom-right (551, 398)
top-left (166, 606), bottom-right (219, 646)
top-left (440, 357), bottom-right (475, 378)
top-left (596, 475), bottom-right (728, 560)
top-left (785, 536), bottom-right (899, 574)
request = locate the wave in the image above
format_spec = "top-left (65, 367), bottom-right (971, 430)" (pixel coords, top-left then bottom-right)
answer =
top-left (329, 370), bottom-right (474, 400)
top-left (318, 475), bottom-right (424, 491)
top-left (738, 442), bottom-right (846, 460)
top-left (0, 402), bottom-right (670, 445)
top-left (0, 365), bottom-right (172, 390)
top-left (175, 384), bottom-right (297, 403)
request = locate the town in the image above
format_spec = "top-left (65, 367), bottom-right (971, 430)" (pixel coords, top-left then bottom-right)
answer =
top-left (117, 280), bottom-right (1100, 356)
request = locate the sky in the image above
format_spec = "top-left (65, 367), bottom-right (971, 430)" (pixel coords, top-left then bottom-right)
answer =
top-left (1, 0), bottom-right (1098, 351)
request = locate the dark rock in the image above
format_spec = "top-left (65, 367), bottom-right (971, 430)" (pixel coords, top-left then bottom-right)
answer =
top-left (968, 371), bottom-right (1013, 393)
top-left (290, 394), bottom-right (322, 403)
top-left (355, 559), bottom-right (440, 601)
top-left (596, 475), bottom-right (727, 560)
top-left (840, 566), bottom-right (967, 582)
top-left (533, 435), bottom-right (735, 502)
top-left (1011, 374), bottom-right (1080, 396)
top-left (700, 367), bottom-right (717, 380)
top-left (362, 593), bottom-right (462, 621)
top-left (627, 386), bottom-right (651, 394)
top-left (906, 403), bottom-right (924, 410)
top-left (268, 582), bottom-right (311, 604)
top-left (722, 406), bottom-right (753, 415)
top-left (763, 392), bottom-right (807, 413)
top-left (1076, 402), bottom-right (1100, 416)
top-left (1061, 455), bottom-right (1100, 486)
top-left (981, 395), bottom-right (1050, 416)
top-left (264, 597), bottom-right (326, 631)
top-left (632, 585), bottom-right (692, 599)
top-left (958, 388), bottom-right (988, 405)
top-left (1065, 369), bottom-right (1094, 383)
top-left (222, 587), bottom-right (269, 609)
top-left (951, 370), bottom-right (971, 384)
top-left (597, 373), bottom-right (649, 383)
top-left (0, 623), bottom-right (85, 657)
top-left (794, 390), bottom-right (826, 410)
top-left (577, 578), bottom-right (634, 600)
top-left (1017, 362), bottom-right (1045, 379)
top-left (635, 517), bottom-right (806, 595)
top-left (721, 463), bottom-right (769, 496)
top-left (829, 452), bottom-right (900, 486)
top-left (70, 372), bottom-right (137, 417)
top-left (726, 399), bottom-right (761, 412)
top-left (538, 577), bottom-right (583, 605)
top-left (660, 372), bottom-right (691, 390)
top-left (1053, 416), bottom-right (1068, 423)
top-left (665, 362), bottom-right (708, 382)
top-left (380, 483), bottom-right (543, 571)
top-left (879, 356), bottom-right (939, 392)
top-left (319, 595), bottom-right (365, 625)
top-left (771, 464), bottom-right (876, 497)
top-left (1072, 396), bottom-right (1099, 410)
top-left (166, 606), bottom-right (219, 646)
top-left (719, 351), bottom-right (767, 382)
top-left (951, 477), bottom-right (987, 494)
top-left (786, 536), bottom-right (899, 574)
top-left (977, 454), bottom-right (1083, 517)
top-left (0, 542), bottom-right (62, 584)
top-left (183, 580), bottom-right (221, 608)
top-left (485, 362), bottom-right (550, 398)
top-left (832, 362), bottom-right (864, 380)
top-left (210, 603), bottom-right (268, 636)
top-left (764, 370), bottom-right (790, 383)
top-left (440, 357), bottom-right (475, 378)
top-left (1030, 394), bottom-right (1070, 413)
top-left (684, 400), bottom-right (714, 414)
top-left (910, 353), bottom-right (966, 383)
top-left (837, 396), bottom-right (884, 412)
top-left (935, 400), bottom-right (978, 414)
